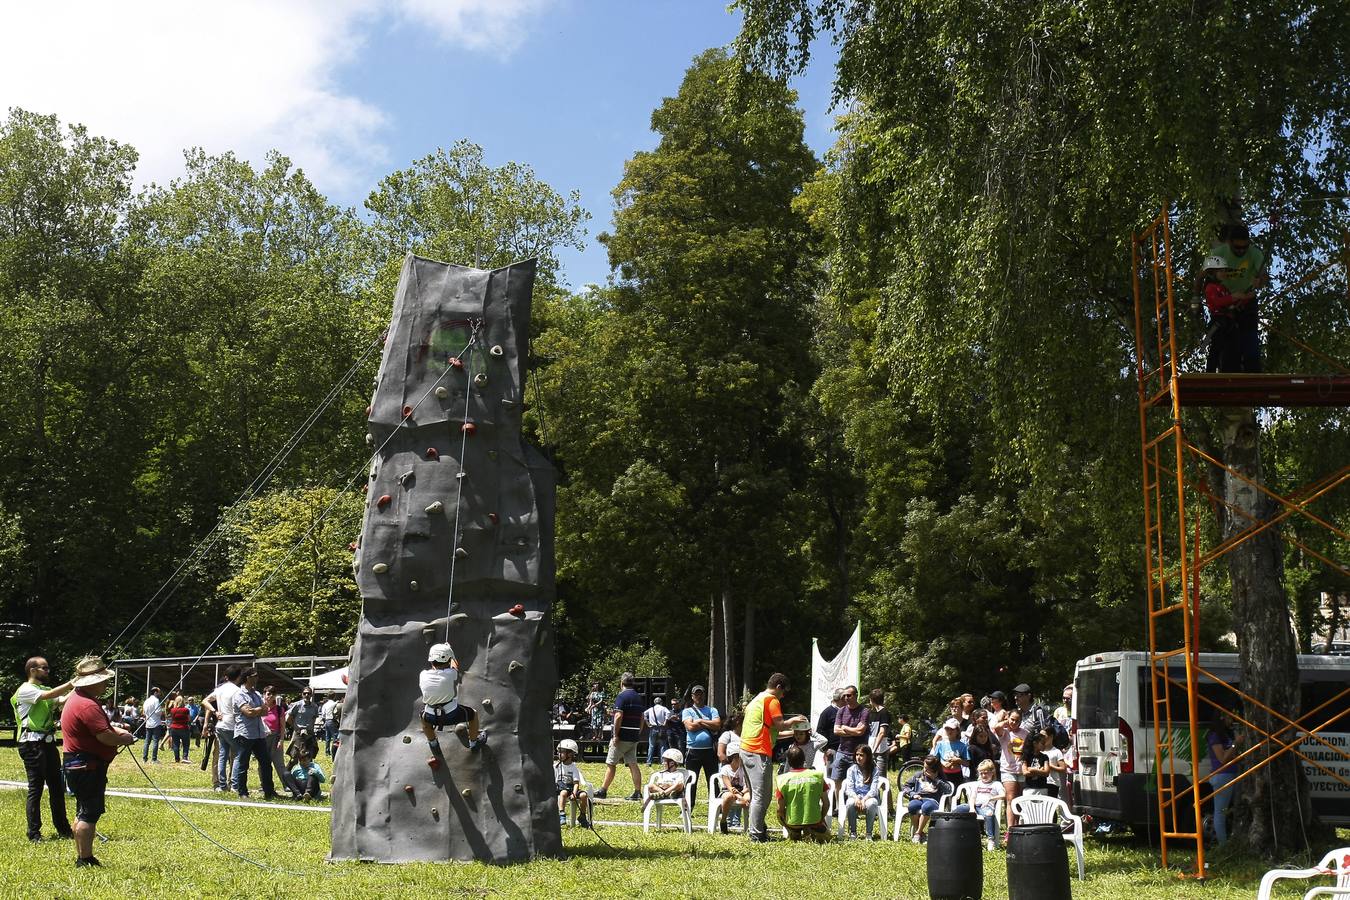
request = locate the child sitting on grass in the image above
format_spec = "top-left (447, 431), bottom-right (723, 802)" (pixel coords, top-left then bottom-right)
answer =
top-left (554, 739), bottom-right (591, 827)
top-left (290, 749), bottom-right (326, 800)
top-left (420, 643), bottom-right (485, 768)
top-left (642, 748), bottom-right (688, 814)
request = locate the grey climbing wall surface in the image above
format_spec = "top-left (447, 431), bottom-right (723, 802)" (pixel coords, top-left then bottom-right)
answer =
top-left (330, 255), bottom-right (561, 864)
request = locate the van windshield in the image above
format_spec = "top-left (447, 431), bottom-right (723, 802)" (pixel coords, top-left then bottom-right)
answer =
top-left (1077, 667), bottom-right (1119, 729)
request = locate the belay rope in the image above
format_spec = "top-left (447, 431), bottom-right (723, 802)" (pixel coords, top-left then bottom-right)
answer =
top-left (99, 328), bottom-right (481, 872)
top-left (444, 319), bottom-right (482, 641)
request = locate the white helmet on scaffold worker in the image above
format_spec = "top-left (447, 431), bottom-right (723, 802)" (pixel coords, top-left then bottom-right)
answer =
top-left (661, 748), bottom-right (684, 766)
top-left (428, 643), bottom-right (455, 664)
top-left (557, 739), bottom-right (579, 754)
top-left (1202, 254), bottom-right (1228, 272)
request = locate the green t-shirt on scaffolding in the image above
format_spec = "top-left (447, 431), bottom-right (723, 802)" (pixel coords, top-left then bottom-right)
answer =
top-left (1207, 242), bottom-right (1266, 296)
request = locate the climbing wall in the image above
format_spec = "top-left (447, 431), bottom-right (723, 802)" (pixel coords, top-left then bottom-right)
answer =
top-left (330, 255), bottom-right (561, 863)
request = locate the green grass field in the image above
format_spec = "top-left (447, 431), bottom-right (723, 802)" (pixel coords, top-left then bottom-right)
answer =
top-left (0, 747), bottom-right (1330, 898)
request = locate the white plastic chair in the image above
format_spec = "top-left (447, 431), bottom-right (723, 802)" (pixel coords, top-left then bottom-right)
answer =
top-left (894, 778), bottom-right (949, 841)
top-left (642, 768), bottom-right (694, 834)
top-left (1010, 794), bottom-right (1085, 880)
top-left (837, 776), bottom-right (889, 840)
top-left (1257, 847), bottom-right (1350, 899)
top-left (706, 772), bottom-right (748, 835)
top-left (942, 781), bottom-right (1003, 843)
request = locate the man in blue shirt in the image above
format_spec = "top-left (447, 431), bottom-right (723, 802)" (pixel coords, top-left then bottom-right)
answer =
top-left (681, 685), bottom-right (721, 806)
top-left (230, 668), bottom-right (278, 799)
top-left (592, 672), bottom-right (645, 800)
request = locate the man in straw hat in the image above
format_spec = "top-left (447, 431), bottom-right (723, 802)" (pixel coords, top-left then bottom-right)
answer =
top-left (59, 655), bottom-right (135, 868)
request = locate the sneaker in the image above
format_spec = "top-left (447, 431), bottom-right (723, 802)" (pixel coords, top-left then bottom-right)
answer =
top-left (986, 837), bottom-right (996, 851)
top-left (578, 815), bottom-right (590, 828)
top-left (592, 788), bottom-right (607, 799)
top-left (27, 836), bottom-right (41, 844)
top-left (911, 832), bottom-right (921, 844)
top-left (559, 813), bottom-right (568, 825)
top-left (919, 833), bottom-right (927, 845)
top-left (626, 791), bottom-right (642, 801)
top-left (749, 833), bottom-right (770, 844)
top-left (75, 857), bottom-right (102, 868)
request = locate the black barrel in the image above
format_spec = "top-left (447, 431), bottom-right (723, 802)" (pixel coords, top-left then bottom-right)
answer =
top-left (927, 811), bottom-right (983, 899)
top-left (1006, 824), bottom-right (1071, 900)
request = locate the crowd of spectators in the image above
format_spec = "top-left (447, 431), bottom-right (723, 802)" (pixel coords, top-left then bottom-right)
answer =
top-left (554, 673), bottom-right (1075, 849)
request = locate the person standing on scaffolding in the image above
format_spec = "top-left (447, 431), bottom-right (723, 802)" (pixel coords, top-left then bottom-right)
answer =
top-left (1203, 223), bottom-right (1268, 372)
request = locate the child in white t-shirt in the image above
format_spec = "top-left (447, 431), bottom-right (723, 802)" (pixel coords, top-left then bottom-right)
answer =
top-left (420, 643), bottom-right (484, 768)
top-left (955, 759), bottom-right (1007, 850)
top-left (717, 752), bottom-right (750, 832)
top-left (554, 739), bottom-right (590, 827)
top-left (643, 748), bottom-right (688, 814)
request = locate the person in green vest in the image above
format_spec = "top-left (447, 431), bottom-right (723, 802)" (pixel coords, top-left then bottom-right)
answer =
top-left (11, 655), bottom-right (76, 842)
top-left (775, 744), bottom-right (831, 842)
top-left (1205, 223), bottom-right (1268, 372)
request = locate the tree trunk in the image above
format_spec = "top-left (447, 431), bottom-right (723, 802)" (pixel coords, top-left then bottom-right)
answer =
top-left (708, 591), bottom-right (726, 714)
top-left (722, 582), bottom-right (735, 704)
top-left (1221, 410), bottom-right (1327, 853)
top-left (742, 599), bottom-right (756, 701)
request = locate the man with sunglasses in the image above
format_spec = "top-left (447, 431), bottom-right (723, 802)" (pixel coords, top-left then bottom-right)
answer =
top-left (11, 656), bottom-right (75, 842)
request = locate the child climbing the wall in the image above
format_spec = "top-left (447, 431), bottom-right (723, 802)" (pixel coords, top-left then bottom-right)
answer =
top-left (641, 748), bottom-right (689, 815)
top-left (421, 643), bottom-right (485, 768)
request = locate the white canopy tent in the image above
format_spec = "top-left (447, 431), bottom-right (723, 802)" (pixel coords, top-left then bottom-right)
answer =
top-left (307, 666), bottom-right (349, 694)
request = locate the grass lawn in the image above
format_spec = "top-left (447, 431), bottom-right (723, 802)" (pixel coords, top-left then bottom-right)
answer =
top-left (0, 747), bottom-right (1329, 898)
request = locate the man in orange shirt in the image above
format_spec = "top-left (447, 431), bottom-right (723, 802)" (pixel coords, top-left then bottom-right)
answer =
top-left (739, 672), bottom-right (807, 842)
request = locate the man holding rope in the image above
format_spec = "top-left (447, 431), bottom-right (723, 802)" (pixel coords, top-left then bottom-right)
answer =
top-left (12, 655), bottom-right (75, 842)
top-left (60, 656), bottom-right (135, 868)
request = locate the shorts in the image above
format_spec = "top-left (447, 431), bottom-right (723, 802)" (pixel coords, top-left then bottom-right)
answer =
top-left (63, 755), bottom-right (109, 825)
top-left (422, 704), bottom-right (473, 728)
top-left (829, 750), bottom-right (855, 782)
top-left (1002, 773), bottom-right (1025, 785)
top-left (556, 779), bottom-right (580, 793)
top-left (606, 740), bottom-right (638, 766)
top-left (785, 820), bottom-right (831, 842)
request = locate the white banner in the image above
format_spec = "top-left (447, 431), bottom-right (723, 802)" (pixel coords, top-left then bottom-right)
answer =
top-left (811, 623), bottom-right (861, 729)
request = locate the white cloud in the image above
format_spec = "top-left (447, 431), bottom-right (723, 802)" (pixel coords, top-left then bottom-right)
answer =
top-left (0, 0), bottom-right (548, 196)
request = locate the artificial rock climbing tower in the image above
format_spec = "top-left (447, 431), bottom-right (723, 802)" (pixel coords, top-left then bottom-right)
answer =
top-left (330, 255), bottom-right (560, 863)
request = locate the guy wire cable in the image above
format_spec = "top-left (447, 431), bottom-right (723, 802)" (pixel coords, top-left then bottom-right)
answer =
top-left (105, 332), bottom-right (385, 656)
top-left (130, 333), bottom-right (477, 705)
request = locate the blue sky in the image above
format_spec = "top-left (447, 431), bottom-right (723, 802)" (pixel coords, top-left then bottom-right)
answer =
top-left (2, 0), bottom-right (839, 289)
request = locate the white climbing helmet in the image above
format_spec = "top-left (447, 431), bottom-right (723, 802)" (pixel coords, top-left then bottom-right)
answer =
top-left (557, 739), bottom-right (579, 754)
top-left (428, 643), bottom-right (455, 664)
top-left (1202, 254), bottom-right (1228, 271)
top-left (661, 748), bottom-right (684, 766)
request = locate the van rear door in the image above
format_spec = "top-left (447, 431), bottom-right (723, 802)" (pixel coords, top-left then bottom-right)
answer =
top-left (1075, 662), bottom-right (1124, 819)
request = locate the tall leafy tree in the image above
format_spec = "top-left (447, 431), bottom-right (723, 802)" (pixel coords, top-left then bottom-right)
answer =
top-left (540, 49), bottom-right (820, 711)
top-left (737, 0), bottom-right (1350, 852)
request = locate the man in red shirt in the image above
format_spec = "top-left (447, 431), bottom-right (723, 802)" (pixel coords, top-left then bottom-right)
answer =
top-left (60, 657), bottom-right (135, 868)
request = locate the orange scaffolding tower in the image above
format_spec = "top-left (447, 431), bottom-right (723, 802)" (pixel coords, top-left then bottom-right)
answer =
top-left (1131, 205), bottom-right (1350, 878)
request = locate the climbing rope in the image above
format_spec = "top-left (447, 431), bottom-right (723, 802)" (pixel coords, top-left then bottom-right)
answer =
top-left (140, 330), bottom-right (478, 709)
top-left (102, 329), bottom-right (479, 872)
top-left (443, 319), bottom-right (483, 641)
top-left (104, 333), bottom-right (385, 657)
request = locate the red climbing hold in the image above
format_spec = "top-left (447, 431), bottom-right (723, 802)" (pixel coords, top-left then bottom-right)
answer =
top-left (509, 604), bottom-right (525, 617)
top-left (488, 513), bottom-right (499, 525)
top-left (361, 485), bottom-right (369, 495)
top-left (449, 356), bottom-right (464, 370)
top-left (426, 447), bottom-right (439, 460)
top-left (347, 542), bottom-right (358, 552)
top-left (402, 405), bottom-right (414, 419)
top-left (377, 494), bottom-right (392, 510)
top-left (427, 757), bottom-right (440, 770)
top-left (461, 422), bottom-right (477, 436)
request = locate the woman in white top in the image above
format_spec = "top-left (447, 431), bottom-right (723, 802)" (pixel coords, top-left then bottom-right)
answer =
top-left (993, 708), bottom-right (1028, 829)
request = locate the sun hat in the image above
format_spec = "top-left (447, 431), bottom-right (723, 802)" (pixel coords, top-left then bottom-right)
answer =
top-left (943, 717), bottom-right (961, 730)
top-left (71, 655), bottom-right (114, 688)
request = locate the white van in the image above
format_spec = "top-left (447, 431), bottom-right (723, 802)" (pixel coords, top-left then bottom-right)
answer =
top-left (1073, 651), bottom-right (1350, 828)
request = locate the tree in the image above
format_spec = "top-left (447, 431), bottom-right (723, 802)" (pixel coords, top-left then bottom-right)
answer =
top-left (539, 49), bottom-right (820, 713)
top-left (364, 140), bottom-right (589, 292)
top-left (737, 0), bottom-right (1350, 853)
top-left (217, 487), bottom-right (363, 657)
